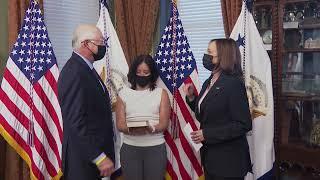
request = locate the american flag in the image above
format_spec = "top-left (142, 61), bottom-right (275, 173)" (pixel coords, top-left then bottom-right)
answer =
top-left (0, 1), bottom-right (63, 179)
top-left (154, 2), bottom-right (204, 180)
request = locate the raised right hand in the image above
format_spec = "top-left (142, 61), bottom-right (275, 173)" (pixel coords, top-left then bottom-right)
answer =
top-left (184, 83), bottom-right (195, 99)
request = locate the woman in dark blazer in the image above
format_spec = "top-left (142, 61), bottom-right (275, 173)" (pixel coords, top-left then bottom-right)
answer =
top-left (184, 38), bottom-right (252, 180)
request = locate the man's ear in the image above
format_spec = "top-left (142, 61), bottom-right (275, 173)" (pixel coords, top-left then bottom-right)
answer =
top-left (82, 40), bottom-right (88, 46)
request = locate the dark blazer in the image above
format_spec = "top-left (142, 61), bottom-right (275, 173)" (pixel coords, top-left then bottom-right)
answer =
top-left (58, 52), bottom-right (115, 180)
top-left (187, 72), bottom-right (252, 178)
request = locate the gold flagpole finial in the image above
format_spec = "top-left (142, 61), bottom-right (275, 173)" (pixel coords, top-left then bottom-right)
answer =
top-left (172, 0), bottom-right (178, 6)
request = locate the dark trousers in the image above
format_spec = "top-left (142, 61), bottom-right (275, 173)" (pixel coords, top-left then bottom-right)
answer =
top-left (120, 143), bottom-right (167, 180)
top-left (205, 170), bottom-right (244, 180)
top-left (63, 161), bottom-right (101, 180)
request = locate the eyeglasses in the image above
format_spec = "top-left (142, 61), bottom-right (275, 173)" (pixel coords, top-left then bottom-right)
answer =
top-left (84, 39), bottom-right (105, 46)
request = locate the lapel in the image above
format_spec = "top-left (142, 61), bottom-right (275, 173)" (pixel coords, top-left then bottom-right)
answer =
top-left (92, 69), bottom-right (108, 93)
top-left (198, 75), bottom-right (212, 100)
top-left (195, 74), bottom-right (212, 117)
top-left (198, 72), bottom-right (226, 117)
top-left (72, 52), bottom-right (108, 96)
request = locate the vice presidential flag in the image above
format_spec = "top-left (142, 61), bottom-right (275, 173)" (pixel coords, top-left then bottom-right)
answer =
top-left (0, 0), bottom-right (63, 179)
top-left (230, 0), bottom-right (275, 179)
top-left (154, 2), bottom-right (204, 180)
top-left (94, 0), bottom-right (129, 179)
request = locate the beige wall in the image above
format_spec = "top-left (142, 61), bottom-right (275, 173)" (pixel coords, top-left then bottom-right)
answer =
top-left (0, 0), bottom-right (8, 78)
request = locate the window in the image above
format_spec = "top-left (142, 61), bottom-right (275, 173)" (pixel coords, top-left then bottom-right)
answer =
top-left (178, 0), bottom-right (225, 84)
top-left (44, 0), bottom-right (100, 68)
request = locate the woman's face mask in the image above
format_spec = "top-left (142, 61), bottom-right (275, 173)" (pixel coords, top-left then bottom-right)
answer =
top-left (202, 54), bottom-right (215, 71)
top-left (136, 75), bottom-right (151, 87)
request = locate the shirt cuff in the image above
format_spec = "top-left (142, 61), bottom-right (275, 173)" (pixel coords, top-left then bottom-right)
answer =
top-left (93, 153), bottom-right (107, 166)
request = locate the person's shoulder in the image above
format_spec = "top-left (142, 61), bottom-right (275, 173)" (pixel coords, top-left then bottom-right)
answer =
top-left (118, 86), bottom-right (131, 98)
top-left (154, 87), bottom-right (167, 94)
top-left (156, 88), bottom-right (170, 100)
top-left (155, 87), bottom-right (164, 91)
top-left (59, 56), bottom-right (86, 83)
top-left (119, 86), bottom-right (130, 93)
top-left (223, 74), bottom-right (245, 88)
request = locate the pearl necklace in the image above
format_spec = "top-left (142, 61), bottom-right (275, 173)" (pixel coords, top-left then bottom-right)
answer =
top-left (209, 71), bottom-right (221, 87)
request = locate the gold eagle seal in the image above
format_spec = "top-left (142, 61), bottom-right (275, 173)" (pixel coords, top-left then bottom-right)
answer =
top-left (100, 67), bottom-right (129, 110)
top-left (246, 75), bottom-right (268, 119)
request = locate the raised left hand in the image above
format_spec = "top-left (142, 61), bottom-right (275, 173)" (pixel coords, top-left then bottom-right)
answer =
top-left (191, 130), bottom-right (204, 144)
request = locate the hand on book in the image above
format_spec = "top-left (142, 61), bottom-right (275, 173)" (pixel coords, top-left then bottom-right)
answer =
top-left (146, 121), bottom-right (156, 134)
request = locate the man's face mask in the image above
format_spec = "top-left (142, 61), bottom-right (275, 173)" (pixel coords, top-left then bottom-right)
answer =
top-left (92, 44), bottom-right (106, 61)
top-left (85, 40), bottom-right (106, 61)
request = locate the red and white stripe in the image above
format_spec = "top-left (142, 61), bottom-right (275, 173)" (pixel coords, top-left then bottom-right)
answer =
top-left (0, 57), bottom-right (63, 179)
top-left (158, 70), bottom-right (204, 180)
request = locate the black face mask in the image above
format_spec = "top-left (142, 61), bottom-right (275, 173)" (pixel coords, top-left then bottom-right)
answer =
top-left (92, 45), bottom-right (106, 61)
top-left (136, 75), bottom-right (151, 87)
top-left (202, 54), bottom-right (215, 71)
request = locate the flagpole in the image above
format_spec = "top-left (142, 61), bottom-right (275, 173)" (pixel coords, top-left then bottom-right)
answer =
top-left (99, 1), bottom-right (113, 104)
top-left (27, 0), bottom-right (41, 147)
top-left (169, 0), bottom-right (179, 139)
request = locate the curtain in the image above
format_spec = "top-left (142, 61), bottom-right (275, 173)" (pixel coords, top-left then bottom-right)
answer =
top-left (0, 0), bottom-right (43, 179)
top-left (115, 0), bottom-right (160, 65)
top-left (220, 0), bottom-right (242, 38)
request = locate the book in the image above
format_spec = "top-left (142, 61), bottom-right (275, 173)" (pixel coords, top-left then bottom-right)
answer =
top-left (127, 121), bottom-right (148, 128)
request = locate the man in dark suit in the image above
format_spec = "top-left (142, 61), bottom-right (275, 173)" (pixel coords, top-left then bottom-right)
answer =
top-left (58, 24), bottom-right (115, 180)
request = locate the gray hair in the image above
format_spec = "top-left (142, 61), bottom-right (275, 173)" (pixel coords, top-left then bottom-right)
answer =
top-left (72, 24), bottom-right (101, 50)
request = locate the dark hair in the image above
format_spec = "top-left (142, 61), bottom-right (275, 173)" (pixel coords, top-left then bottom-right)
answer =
top-left (209, 38), bottom-right (243, 79)
top-left (127, 54), bottom-right (159, 90)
